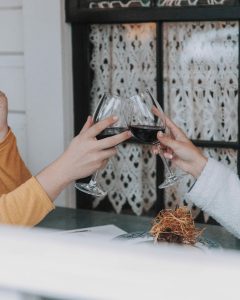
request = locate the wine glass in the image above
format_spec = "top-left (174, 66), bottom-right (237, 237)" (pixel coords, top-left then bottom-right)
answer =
top-left (75, 93), bottom-right (127, 197)
top-left (128, 90), bottom-right (184, 189)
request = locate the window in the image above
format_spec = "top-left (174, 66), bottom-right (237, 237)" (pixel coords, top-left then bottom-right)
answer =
top-left (66, 0), bottom-right (240, 223)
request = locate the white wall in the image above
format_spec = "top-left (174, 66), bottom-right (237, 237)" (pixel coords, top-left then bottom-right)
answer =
top-left (0, 0), bottom-right (75, 207)
top-left (0, 0), bottom-right (27, 161)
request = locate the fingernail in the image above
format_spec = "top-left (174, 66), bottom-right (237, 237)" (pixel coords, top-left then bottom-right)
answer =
top-left (164, 153), bottom-right (173, 159)
top-left (113, 116), bottom-right (118, 121)
top-left (158, 131), bottom-right (163, 138)
top-left (127, 131), bottom-right (132, 137)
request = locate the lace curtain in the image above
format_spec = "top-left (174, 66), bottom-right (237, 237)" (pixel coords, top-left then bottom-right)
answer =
top-left (88, 0), bottom-right (235, 8)
top-left (90, 24), bottom-right (157, 215)
top-left (89, 21), bottom-right (239, 220)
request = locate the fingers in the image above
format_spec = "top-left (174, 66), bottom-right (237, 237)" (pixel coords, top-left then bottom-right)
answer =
top-left (0, 91), bottom-right (7, 98)
top-left (151, 105), bottom-right (163, 118)
top-left (99, 159), bottom-right (108, 170)
top-left (80, 116), bottom-right (93, 134)
top-left (99, 147), bottom-right (117, 160)
top-left (151, 106), bottom-right (187, 141)
top-left (86, 116), bottom-right (118, 138)
top-left (151, 144), bottom-right (159, 155)
top-left (165, 116), bottom-right (187, 140)
top-left (98, 130), bottom-right (132, 149)
top-left (0, 91), bottom-right (8, 134)
top-left (157, 131), bottom-right (180, 152)
top-left (0, 91), bottom-right (8, 106)
top-left (162, 151), bottom-right (174, 160)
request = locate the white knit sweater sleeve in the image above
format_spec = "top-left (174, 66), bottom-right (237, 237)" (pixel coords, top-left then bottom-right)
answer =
top-left (186, 158), bottom-right (240, 238)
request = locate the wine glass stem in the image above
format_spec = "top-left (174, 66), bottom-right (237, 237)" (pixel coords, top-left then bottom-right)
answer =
top-left (157, 146), bottom-right (174, 177)
top-left (160, 154), bottom-right (174, 177)
top-left (89, 171), bottom-right (99, 187)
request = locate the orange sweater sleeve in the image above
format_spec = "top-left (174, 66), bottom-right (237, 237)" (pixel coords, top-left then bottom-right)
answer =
top-left (0, 130), bottom-right (55, 226)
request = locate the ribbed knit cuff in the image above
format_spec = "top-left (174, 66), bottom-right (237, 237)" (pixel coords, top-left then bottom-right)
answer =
top-left (186, 158), bottom-right (229, 210)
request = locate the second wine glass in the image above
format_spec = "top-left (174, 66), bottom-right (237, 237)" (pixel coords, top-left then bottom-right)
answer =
top-left (75, 93), bottom-right (127, 197)
top-left (128, 90), bottom-right (184, 189)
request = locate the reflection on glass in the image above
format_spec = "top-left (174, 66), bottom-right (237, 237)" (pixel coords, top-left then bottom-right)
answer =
top-left (163, 21), bottom-right (238, 142)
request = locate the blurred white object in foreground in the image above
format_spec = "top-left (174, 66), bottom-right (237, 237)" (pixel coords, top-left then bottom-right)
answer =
top-left (0, 225), bottom-right (239, 300)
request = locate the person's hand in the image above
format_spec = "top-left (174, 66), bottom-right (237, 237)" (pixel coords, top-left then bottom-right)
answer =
top-left (153, 117), bottom-right (207, 178)
top-left (36, 116), bottom-right (132, 200)
top-left (59, 115), bottom-right (132, 181)
top-left (0, 91), bottom-right (8, 142)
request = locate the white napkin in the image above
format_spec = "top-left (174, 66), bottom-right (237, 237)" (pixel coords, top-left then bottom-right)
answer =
top-left (62, 224), bottom-right (127, 241)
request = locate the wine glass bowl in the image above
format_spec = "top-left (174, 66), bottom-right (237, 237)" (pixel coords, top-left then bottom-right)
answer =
top-left (128, 90), bottom-right (184, 189)
top-left (128, 91), bottom-right (165, 144)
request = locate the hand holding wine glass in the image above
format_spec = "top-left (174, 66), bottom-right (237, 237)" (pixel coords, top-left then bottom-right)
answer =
top-left (75, 93), bottom-right (130, 197)
top-left (154, 116), bottom-right (208, 178)
top-left (128, 90), bottom-right (185, 189)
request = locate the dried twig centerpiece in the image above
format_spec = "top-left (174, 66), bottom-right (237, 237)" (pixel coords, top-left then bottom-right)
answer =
top-left (150, 207), bottom-right (204, 245)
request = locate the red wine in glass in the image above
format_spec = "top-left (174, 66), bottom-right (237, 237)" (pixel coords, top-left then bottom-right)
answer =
top-left (129, 125), bottom-right (165, 144)
top-left (97, 127), bottom-right (127, 140)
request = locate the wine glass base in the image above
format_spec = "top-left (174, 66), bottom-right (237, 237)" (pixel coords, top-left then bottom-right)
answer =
top-left (75, 183), bottom-right (107, 197)
top-left (158, 174), bottom-right (186, 189)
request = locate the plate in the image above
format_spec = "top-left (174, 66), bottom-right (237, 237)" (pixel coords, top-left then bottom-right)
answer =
top-left (114, 231), bottom-right (220, 250)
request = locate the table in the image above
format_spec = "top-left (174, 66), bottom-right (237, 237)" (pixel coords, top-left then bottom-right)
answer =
top-left (38, 207), bottom-right (240, 250)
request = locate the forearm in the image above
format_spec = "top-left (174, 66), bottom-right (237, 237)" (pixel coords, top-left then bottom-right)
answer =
top-left (0, 177), bottom-right (54, 226)
top-left (36, 155), bottom-right (71, 201)
top-left (187, 158), bottom-right (240, 238)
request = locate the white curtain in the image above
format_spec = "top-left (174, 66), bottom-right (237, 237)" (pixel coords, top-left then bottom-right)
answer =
top-left (90, 23), bottom-right (157, 215)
